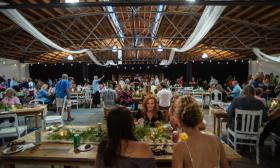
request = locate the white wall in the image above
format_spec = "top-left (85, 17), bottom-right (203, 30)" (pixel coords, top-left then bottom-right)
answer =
top-left (249, 60), bottom-right (280, 76)
top-left (0, 58), bottom-right (30, 80)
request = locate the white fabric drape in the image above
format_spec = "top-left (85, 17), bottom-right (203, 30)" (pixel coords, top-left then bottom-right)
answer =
top-left (161, 6), bottom-right (226, 65)
top-left (253, 48), bottom-right (280, 63)
top-left (0, 4), bottom-right (104, 66)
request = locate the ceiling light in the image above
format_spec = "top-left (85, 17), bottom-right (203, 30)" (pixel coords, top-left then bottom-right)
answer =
top-left (14, 64), bottom-right (16, 66)
top-left (65, 0), bottom-right (79, 3)
top-left (157, 45), bottom-right (163, 52)
top-left (2, 61), bottom-right (5, 64)
top-left (67, 55), bottom-right (74, 61)
top-left (202, 53), bottom-right (208, 59)
top-left (112, 46), bottom-right (118, 52)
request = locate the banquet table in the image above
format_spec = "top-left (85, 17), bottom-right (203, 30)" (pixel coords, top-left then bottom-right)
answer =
top-left (0, 105), bottom-right (47, 129)
top-left (0, 125), bottom-right (242, 168)
top-left (209, 105), bottom-right (228, 137)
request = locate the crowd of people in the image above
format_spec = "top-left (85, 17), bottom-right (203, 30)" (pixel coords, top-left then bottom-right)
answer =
top-left (1, 71), bottom-right (280, 167)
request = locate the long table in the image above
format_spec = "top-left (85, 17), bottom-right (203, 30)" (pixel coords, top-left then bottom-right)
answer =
top-left (0, 105), bottom-right (47, 129)
top-left (0, 126), bottom-right (241, 168)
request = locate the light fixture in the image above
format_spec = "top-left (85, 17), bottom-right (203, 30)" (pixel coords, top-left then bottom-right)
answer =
top-left (65, 0), bottom-right (79, 3)
top-left (226, 62), bottom-right (229, 64)
top-left (67, 55), bottom-right (74, 61)
top-left (2, 61), bottom-right (5, 64)
top-left (45, 64), bottom-right (47, 67)
top-left (202, 53), bottom-right (208, 59)
top-left (157, 45), bottom-right (163, 52)
top-left (37, 62), bottom-right (40, 64)
top-left (14, 64), bottom-right (17, 66)
top-left (218, 62), bottom-right (220, 64)
top-left (54, 63), bottom-right (56, 66)
top-left (112, 46), bottom-right (118, 52)
top-left (234, 60), bottom-right (237, 62)
top-left (209, 60), bottom-right (212, 63)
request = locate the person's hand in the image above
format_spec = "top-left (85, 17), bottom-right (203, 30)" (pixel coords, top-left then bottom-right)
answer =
top-left (138, 118), bottom-right (145, 124)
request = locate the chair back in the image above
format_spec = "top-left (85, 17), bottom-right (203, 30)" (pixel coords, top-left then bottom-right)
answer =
top-left (83, 88), bottom-right (92, 99)
top-left (211, 89), bottom-right (222, 102)
top-left (192, 90), bottom-right (203, 100)
top-left (29, 99), bottom-right (44, 105)
top-left (61, 96), bottom-right (67, 118)
top-left (234, 109), bottom-right (263, 135)
top-left (0, 113), bottom-right (19, 136)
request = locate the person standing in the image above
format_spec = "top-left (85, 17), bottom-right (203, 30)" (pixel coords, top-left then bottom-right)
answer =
top-left (92, 75), bottom-right (104, 108)
top-left (55, 74), bottom-right (73, 121)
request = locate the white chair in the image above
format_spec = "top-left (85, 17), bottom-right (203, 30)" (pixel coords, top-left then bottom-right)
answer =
top-left (70, 92), bottom-right (79, 110)
top-left (45, 96), bottom-right (67, 126)
top-left (0, 113), bottom-right (27, 144)
top-left (29, 99), bottom-right (44, 105)
top-left (25, 99), bottom-right (45, 128)
top-left (271, 132), bottom-right (280, 156)
top-left (83, 88), bottom-right (93, 109)
top-left (209, 89), bottom-right (223, 116)
top-left (227, 109), bottom-right (263, 165)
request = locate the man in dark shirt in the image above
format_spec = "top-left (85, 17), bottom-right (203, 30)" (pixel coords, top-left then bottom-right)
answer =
top-left (227, 85), bottom-right (264, 130)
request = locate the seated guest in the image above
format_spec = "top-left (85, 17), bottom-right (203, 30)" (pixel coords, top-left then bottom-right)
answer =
top-left (172, 95), bottom-right (229, 168)
top-left (255, 88), bottom-right (266, 105)
top-left (135, 96), bottom-right (163, 127)
top-left (259, 96), bottom-right (280, 146)
top-left (35, 84), bottom-right (49, 104)
top-left (169, 94), bottom-right (181, 129)
top-left (96, 107), bottom-right (156, 168)
top-left (227, 85), bottom-right (264, 130)
top-left (227, 80), bottom-right (242, 100)
top-left (1, 88), bottom-right (21, 105)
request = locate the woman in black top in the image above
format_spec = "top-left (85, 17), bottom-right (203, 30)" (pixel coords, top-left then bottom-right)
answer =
top-left (135, 96), bottom-right (163, 127)
top-left (96, 107), bottom-right (156, 168)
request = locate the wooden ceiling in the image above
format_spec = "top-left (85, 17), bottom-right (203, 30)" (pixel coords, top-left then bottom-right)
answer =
top-left (0, 0), bottom-right (280, 64)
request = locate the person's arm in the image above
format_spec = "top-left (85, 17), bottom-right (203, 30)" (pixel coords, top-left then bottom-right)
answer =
top-left (98, 75), bottom-right (105, 82)
top-left (218, 140), bottom-right (230, 168)
top-left (172, 143), bottom-right (184, 168)
top-left (227, 100), bottom-right (235, 119)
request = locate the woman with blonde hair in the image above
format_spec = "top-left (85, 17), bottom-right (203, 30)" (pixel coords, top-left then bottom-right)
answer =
top-left (172, 95), bottom-right (229, 168)
top-left (135, 96), bottom-right (163, 127)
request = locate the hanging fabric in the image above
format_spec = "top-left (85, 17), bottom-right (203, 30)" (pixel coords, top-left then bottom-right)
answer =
top-left (161, 5), bottom-right (226, 65)
top-left (253, 48), bottom-right (280, 63)
top-left (0, 3), bottom-right (104, 66)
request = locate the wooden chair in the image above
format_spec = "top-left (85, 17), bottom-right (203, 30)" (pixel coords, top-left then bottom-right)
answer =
top-left (227, 109), bottom-right (263, 165)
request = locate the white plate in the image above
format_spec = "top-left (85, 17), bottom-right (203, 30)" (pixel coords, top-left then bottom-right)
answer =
top-left (77, 144), bottom-right (94, 152)
top-left (2, 145), bottom-right (24, 155)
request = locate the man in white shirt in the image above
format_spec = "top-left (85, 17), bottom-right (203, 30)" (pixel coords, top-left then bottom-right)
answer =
top-left (157, 82), bottom-right (172, 109)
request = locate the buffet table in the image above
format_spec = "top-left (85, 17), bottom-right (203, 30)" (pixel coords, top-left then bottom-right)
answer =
top-left (0, 125), bottom-right (241, 168)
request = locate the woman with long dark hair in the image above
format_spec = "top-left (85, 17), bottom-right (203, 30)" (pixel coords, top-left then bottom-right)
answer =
top-left (96, 107), bottom-right (156, 168)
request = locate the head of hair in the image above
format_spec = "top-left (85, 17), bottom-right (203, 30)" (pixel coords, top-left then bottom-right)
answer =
top-left (175, 95), bottom-right (203, 128)
top-left (255, 88), bottom-right (263, 96)
top-left (243, 85), bottom-right (255, 96)
top-left (142, 96), bottom-right (158, 118)
top-left (160, 82), bottom-right (167, 89)
top-left (98, 107), bottom-right (137, 166)
top-left (5, 88), bottom-right (16, 97)
top-left (61, 74), bottom-right (68, 79)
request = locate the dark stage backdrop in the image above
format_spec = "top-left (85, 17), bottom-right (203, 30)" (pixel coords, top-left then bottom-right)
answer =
top-left (29, 61), bottom-right (248, 85)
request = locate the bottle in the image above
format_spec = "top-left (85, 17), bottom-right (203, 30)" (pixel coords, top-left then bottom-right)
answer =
top-left (35, 130), bottom-right (41, 144)
top-left (73, 134), bottom-right (80, 149)
top-left (172, 131), bottom-right (179, 143)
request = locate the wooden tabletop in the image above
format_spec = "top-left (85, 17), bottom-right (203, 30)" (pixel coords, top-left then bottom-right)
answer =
top-left (6, 126), bottom-right (242, 163)
top-left (9, 105), bottom-right (47, 115)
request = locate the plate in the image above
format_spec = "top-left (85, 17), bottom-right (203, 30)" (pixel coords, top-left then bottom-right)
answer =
top-left (2, 145), bottom-right (24, 155)
top-left (77, 144), bottom-right (94, 152)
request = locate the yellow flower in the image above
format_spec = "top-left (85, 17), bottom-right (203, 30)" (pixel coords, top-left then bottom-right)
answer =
top-left (157, 126), bottom-right (164, 134)
top-left (179, 132), bottom-right (189, 141)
